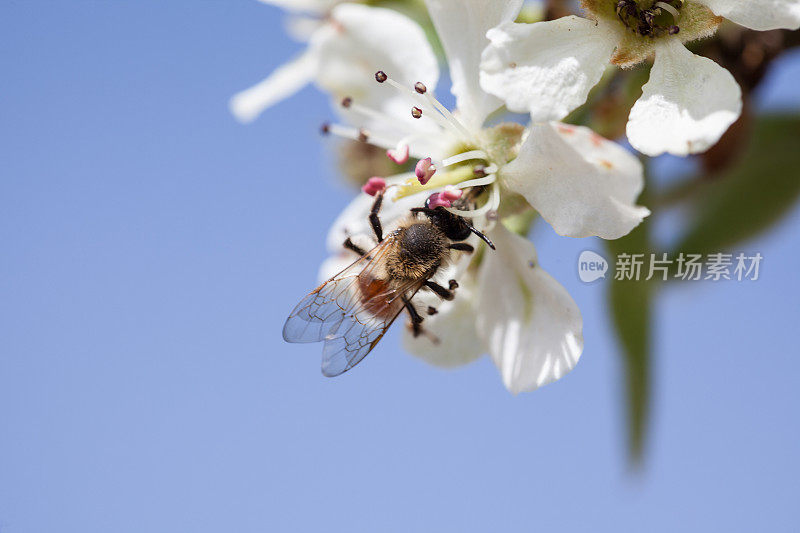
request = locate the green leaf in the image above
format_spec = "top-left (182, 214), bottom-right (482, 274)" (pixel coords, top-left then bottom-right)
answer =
top-left (605, 195), bottom-right (655, 465)
top-left (673, 115), bottom-right (800, 254)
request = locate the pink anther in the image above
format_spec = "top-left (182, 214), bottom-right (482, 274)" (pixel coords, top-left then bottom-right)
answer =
top-left (427, 186), bottom-right (463, 209)
top-left (386, 144), bottom-right (409, 165)
top-left (415, 157), bottom-right (436, 185)
top-left (362, 176), bottom-right (387, 196)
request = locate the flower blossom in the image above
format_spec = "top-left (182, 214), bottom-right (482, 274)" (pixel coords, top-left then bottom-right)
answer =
top-left (479, 0), bottom-right (800, 156)
top-left (318, 0), bottom-right (650, 393)
top-left (229, 1), bottom-right (438, 123)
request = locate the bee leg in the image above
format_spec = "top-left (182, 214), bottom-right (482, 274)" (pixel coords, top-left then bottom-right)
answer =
top-left (402, 297), bottom-right (423, 324)
top-left (449, 243), bottom-right (474, 253)
top-left (406, 319), bottom-right (440, 343)
top-left (343, 237), bottom-right (367, 256)
top-left (402, 297), bottom-right (425, 337)
top-left (369, 190), bottom-right (384, 242)
top-left (424, 280), bottom-right (455, 301)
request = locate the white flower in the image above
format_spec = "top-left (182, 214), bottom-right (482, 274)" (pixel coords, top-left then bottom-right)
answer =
top-left (479, 0), bottom-right (800, 156)
top-left (322, 186), bottom-right (583, 394)
top-left (322, 0), bottom-right (649, 240)
top-left (314, 0), bottom-right (650, 392)
top-left (229, 2), bottom-right (438, 123)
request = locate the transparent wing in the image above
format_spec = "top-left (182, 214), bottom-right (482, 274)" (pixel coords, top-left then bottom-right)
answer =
top-left (283, 236), bottom-right (424, 376)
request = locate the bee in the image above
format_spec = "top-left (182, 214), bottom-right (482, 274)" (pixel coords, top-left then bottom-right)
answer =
top-left (282, 188), bottom-right (495, 377)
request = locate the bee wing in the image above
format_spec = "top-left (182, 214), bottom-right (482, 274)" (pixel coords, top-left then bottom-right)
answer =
top-left (283, 236), bottom-right (424, 376)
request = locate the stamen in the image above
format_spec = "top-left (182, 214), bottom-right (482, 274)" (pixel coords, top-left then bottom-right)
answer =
top-left (420, 90), bottom-right (474, 143)
top-left (374, 71), bottom-right (469, 142)
top-left (427, 186), bottom-right (463, 209)
top-left (323, 123), bottom-right (397, 151)
top-left (441, 150), bottom-right (488, 168)
top-left (394, 165), bottom-right (474, 199)
top-left (655, 1), bottom-right (680, 19)
top-left (451, 173), bottom-right (497, 190)
top-left (414, 82), bottom-right (427, 94)
top-left (445, 181), bottom-right (500, 218)
top-left (362, 177), bottom-right (386, 196)
top-left (415, 157), bottom-right (436, 185)
top-left (340, 96), bottom-right (416, 136)
top-left (386, 143), bottom-right (409, 165)
top-left (411, 107), bottom-right (422, 119)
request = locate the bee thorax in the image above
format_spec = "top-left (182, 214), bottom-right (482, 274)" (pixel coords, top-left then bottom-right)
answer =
top-left (389, 223), bottom-right (449, 279)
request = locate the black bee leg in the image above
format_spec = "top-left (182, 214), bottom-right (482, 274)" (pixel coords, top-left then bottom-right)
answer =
top-left (402, 297), bottom-right (424, 337)
top-left (449, 242), bottom-right (474, 253)
top-left (405, 319), bottom-right (440, 343)
top-left (424, 280), bottom-right (455, 301)
top-left (369, 190), bottom-right (384, 242)
top-left (343, 237), bottom-right (367, 256)
top-left (402, 297), bottom-right (423, 324)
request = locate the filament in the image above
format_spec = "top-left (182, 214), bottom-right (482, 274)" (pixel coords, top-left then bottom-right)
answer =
top-left (445, 181), bottom-right (499, 218)
top-left (441, 150), bottom-right (488, 167)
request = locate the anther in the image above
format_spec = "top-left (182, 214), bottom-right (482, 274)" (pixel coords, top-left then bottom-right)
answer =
top-left (341, 96), bottom-right (353, 108)
top-left (320, 122), bottom-right (330, 135)
top-left (411, 107), bottom-right (422, 119)
top-left (448, 280), bottom-right (459, 290)
top-left (426, 186), bottom-right (462, 208)
top-left (473, 164), bottom-right (487, 178)
top-left (415, 157), bottom-right (436, 185)
top-left (387, 143), bottom-right (409, 164)
top-left (427, 306), bottom-right (438, 316)
top-left (669, 25), bottom-right (680, 34)
top-left (375, 70), bottom-right (388, 83)
top-left (362, 176), bottom-right (386, 196)
top-left (357, 129), bottom-right (369, 142)
top-left (414, 82), bottom-right (427, 94)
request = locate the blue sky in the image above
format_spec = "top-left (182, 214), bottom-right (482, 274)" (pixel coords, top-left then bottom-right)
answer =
top-left (1, 2), bottom-right (799, 532)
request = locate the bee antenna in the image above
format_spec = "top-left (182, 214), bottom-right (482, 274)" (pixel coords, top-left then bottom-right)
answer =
top-left (468, 224), bottom-right (495, 250)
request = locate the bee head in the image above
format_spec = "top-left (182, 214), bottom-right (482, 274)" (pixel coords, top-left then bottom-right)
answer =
top-left (419, 203), bottom-right (473, 242)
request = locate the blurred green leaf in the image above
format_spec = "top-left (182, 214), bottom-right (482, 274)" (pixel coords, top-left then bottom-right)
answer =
top-left (673, 115), bottom-right (800, 254)
top-left (605, 194), bottom-right (654, 465)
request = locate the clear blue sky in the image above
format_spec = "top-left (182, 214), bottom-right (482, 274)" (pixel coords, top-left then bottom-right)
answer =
top-left (1, 2), bottom-right (798, 532)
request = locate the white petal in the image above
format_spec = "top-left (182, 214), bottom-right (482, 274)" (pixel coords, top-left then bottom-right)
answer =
top-left (475, 226), bottom-right (583, 394)
top-left (311, 4), bottom-right (439, 109)
top-left (626, 38), bottom-right (742, 157)
top-left (480, 17), bottom-right (617, 122)
top-left (697, 0), bottom-right (800, 30)
top-left (402, 260), bottom-right (485, 368)
top-left (424, 0), bottom-right (524, 129)
top-left (229, 50), bottom-right (317, 123)
top-left (284, 15), bottom-right (325, 42)
top-left (501, 122), bottom-right (650, 239)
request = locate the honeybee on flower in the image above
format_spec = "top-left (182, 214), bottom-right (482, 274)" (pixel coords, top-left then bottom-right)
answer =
top-left (273, 0), bottom-right (651, 393)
